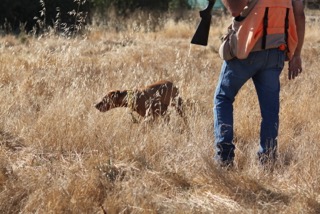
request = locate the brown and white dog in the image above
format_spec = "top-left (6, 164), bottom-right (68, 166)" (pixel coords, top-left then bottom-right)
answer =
top-left (95, 80), bottom-right (183, 120)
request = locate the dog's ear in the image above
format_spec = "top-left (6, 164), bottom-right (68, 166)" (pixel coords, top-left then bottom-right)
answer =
top-left (114, 90), bottom-right (127, 97)
top-left (109, 90), bottom-right (120, 98)
top-left (119, 90), bottom-right (127, 96)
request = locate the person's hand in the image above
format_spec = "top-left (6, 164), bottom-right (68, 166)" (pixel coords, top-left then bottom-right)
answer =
top-left (288, 55), bottom-right (302, 80)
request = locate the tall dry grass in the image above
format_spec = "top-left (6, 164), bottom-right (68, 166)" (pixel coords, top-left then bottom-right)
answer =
top-left (0, 11), bottom-right (320, 213)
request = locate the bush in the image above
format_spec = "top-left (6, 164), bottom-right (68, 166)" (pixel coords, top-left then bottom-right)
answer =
top-left (91, 0), bottom-right (190, 15)
top-left (0, 0), bottom-right (41, 33)
top-left (0, 0), bottom-right (90, 34)
top-left (0, 0), bottom-right (189, 34)
top-left (40, 0), bottom-right (90, 35)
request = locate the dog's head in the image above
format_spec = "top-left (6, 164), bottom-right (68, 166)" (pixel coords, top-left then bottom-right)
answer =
top-left (95, 90), bottom-right (127, 112)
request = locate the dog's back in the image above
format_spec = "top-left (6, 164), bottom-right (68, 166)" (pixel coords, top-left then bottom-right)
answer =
top-left (142, 80), bottom-right (179, 104)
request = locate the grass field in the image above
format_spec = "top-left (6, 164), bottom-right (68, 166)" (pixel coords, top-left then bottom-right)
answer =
top-left (0, 11), bottom-right (320, 213)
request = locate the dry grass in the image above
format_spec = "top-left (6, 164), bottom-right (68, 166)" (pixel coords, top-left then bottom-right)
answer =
top-left (0, 12), bottom-right (320, 213)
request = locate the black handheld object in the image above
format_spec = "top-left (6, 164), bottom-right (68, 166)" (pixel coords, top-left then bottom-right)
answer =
top-left (191, 0), bottom-right (216, 46)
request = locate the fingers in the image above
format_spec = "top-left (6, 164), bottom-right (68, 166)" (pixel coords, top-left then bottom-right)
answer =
top-left (289, 67), bottom-right (301, 79)
top-left (289, 67), bottom-right (302, 80)
top-left (288, 56), bottom-right (302, 80)
top-left (288, 70), bottom-right (296, 80)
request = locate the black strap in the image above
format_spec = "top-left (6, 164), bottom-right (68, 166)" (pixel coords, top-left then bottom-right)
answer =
top-left (284, 8), bottom-right (290, 47)
top-left (262, 7), bottom-right (269, 49)
top-left (235, 15), bottom-right (245, 22)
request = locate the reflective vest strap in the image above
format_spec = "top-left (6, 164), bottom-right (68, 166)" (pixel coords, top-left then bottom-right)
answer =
top-left (262, 7), bottom-right (269, 50)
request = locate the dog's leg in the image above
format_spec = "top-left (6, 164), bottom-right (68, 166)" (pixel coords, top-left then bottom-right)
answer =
top-left (171, 96), bottom-right (189, 130)
top-left (176, 97), bottom-right (184, 117)
top-left (170, 96), bottom-right (184, 117)
top-left (144, 103), bottom-right (155, 122)
top-left (129, 112), bottom-right (139, 123)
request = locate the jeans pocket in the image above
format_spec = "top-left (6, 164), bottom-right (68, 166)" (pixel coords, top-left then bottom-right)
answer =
top-left (277, 50), bottom-right (285, 69)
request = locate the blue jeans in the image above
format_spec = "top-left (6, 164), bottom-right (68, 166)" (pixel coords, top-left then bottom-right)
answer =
top-left (213, 48), bottom-right (285, 163)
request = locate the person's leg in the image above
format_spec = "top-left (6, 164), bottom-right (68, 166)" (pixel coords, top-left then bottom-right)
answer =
top-left (252, 49), bottom-right (285, 164)
top-left (213, 58), bottom-right (256, 165)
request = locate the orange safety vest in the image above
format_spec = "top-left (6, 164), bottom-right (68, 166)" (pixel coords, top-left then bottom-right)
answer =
top-left (219, 0), bottom-right (298, 61)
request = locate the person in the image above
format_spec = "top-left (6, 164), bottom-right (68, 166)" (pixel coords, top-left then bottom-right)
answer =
top-left (213, 0), bottom-right (305, 167)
